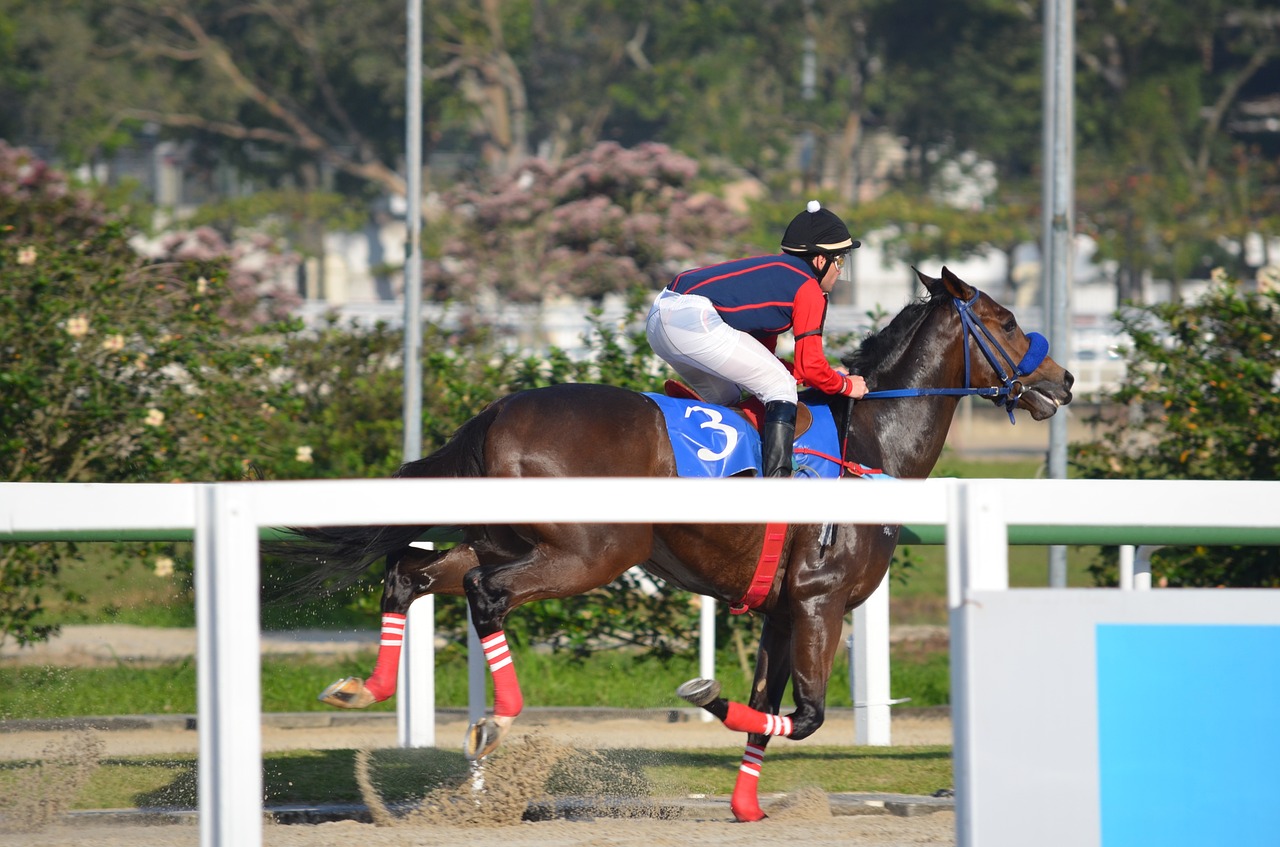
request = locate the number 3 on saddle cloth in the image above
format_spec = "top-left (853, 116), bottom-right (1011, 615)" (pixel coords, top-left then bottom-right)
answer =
top-left (645, 381), bottom-right (889, 480)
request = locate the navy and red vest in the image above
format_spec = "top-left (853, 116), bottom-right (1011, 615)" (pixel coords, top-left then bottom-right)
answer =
top-left (668, 254), bottom-right (818, 336)
top-left (667, 253), bottom-right (846, 395)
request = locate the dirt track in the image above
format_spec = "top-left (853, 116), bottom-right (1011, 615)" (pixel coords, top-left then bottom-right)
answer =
top-left (6, 813), bottom-right (957, 847)
top-left (2, 618), bottom-right (956, 846)
top-left (2, 709), bottom-right (956, 847)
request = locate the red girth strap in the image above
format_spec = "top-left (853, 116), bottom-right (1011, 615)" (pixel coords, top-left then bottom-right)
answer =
top-left (730, 523), bottom-right (788, 615)
top-left (794, 446), bottom-right (884, 478)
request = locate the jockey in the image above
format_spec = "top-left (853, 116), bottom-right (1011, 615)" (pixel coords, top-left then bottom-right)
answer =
top-left (646, 200), bottom-right (868, 478)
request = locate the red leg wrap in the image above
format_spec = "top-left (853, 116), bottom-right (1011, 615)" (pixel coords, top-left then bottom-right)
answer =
top-left (730, 743), bottom-right (767, 822)
top-left (481, 631), bottom-right (523, 717)
top-left (723, 701), bottom-right (793, 737)
top-left (363, 612), bottom-right (406, 701)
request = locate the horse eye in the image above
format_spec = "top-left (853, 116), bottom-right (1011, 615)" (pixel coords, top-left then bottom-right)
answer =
top-left (1003, 319), bottom-right (1017, 333)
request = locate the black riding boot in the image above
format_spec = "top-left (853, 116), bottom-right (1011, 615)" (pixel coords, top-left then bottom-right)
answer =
top-left (761, 400), bottom-right (798, 478)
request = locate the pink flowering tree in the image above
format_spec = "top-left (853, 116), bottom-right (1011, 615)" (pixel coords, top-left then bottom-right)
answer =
top-left (135, 227), bottom-right (300, 331)
top-left (428, 141), bottom-right (753, 303)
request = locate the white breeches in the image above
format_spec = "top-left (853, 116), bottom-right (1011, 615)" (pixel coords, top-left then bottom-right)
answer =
top-left (646, 289), bottom-right (798, 406)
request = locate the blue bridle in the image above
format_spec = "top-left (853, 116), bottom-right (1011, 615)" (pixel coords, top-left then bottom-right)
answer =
top-left (861, 289), bottom-right (1050, 424)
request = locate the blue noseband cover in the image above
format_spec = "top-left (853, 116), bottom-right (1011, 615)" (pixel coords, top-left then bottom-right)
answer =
top-left (1017, 332), bottom-right (1049, 376)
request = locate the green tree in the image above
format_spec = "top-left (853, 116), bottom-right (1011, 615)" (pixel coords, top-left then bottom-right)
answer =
top-left (1072, 271), bottom-right (1280, 586)
top-left (0, 142), bottom-right (304, 644)
top-left (1076, 0), bottom-right (1280, 298)
top-left (862, 0), bottom-right (1044, 184)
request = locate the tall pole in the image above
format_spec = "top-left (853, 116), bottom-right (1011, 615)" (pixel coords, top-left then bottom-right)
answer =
top-left (403, 0), bottom-right (423, 464)
top-left (800, 0), bottom-right (816, 189)
top-left (398, 0), bottom-right (435, 750)
top-left (1042, 0), bottom-right (1074, 587)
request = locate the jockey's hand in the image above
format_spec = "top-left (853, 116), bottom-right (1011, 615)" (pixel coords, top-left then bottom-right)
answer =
top-left (840, 373), bottom-right (868, 399)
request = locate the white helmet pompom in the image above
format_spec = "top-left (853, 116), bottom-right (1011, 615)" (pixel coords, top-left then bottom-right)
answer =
top-left (806, 200), bottom-right (821, 214)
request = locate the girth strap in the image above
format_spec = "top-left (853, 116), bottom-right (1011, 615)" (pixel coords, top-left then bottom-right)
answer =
top-left (730, 523), bottom-right (788, 615)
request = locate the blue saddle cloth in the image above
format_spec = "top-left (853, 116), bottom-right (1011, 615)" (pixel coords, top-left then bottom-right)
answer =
top-left (644, 394), bottom-right (849, 479)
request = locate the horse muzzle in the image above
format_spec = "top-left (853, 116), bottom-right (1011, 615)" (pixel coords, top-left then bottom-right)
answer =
top-left (1019, 370), bottom-right (1074, 420)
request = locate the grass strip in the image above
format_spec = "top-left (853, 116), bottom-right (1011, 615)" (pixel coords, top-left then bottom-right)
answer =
top-left (0, 645), bottom-right (952, 720)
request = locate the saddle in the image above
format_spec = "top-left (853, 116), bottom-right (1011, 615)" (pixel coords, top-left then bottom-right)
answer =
top-left (662, 380), bottom-right (813, 440)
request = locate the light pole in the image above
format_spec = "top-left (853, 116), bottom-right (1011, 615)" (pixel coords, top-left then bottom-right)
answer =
top-left (1042, 0), bottom-right (1074, 587)
top-left (403, 0), bottom-right (423, 465)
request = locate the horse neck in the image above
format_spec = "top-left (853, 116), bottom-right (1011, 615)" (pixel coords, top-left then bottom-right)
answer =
top-left (847, 307), bottom-right (966, 479)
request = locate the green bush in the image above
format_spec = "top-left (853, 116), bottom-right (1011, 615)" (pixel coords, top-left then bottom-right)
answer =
top-left (0, 142), bottom-right (306, 646)
top-left (1073, 271), bottom-right (1280, 586)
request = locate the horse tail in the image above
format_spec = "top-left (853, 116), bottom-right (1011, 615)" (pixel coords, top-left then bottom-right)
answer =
top-left (392, 397), bottom-right (498, 482)
top-left (267, 398), bottom-right (504, 597)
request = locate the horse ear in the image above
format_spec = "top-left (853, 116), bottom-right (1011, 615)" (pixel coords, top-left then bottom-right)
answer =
top-left (913, 265), bottom-right (943, 297)
top-left (940, 266), bottom-right (976, 301)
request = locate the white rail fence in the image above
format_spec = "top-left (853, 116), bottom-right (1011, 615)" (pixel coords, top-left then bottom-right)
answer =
top-left (2, 478), bottom-right (1277, 847)
top-left (946, 480), bottom-right (1280, 847)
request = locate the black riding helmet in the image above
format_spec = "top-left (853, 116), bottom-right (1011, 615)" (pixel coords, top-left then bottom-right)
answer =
top-left (780, 200), bottom-right (860, 256)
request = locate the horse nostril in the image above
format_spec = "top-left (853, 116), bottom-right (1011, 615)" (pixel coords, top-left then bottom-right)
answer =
top-left (1064, 370), bottom-right (1075, 390)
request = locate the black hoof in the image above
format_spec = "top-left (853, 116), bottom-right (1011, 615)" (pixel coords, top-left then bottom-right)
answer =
top-left (676, 678), bottom-right (722, 707)
top-left (464, 718), bottom-right (503, 761)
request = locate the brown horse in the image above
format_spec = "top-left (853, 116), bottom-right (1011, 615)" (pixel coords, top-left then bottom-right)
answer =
top-left (285, 266), bottom-right (1073, 821)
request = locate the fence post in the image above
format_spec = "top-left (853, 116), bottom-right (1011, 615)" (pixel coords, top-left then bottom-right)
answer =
top-left (699, 596), bottom-right (716, 722)
top-left (1118, 545), bottom-right (1135, 589)
top-left (1134, 545), bottom-right (1160, 590)
top-left (398, 594), bottom-right (436, 747)
top-left (195, 484), bottom-right (263, 847)
top-left (852, 573), bottom-right (891, 745)
top-left (467, 608), bottom-right (486, 724)
top-left (949, 480), bottom-right (1009, 847)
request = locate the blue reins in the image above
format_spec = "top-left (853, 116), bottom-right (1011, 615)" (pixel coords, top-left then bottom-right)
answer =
top-left (860, 289), bottom-right (1049, 424)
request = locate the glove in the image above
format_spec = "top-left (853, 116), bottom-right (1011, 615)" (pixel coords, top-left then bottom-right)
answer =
top-left (840, 373), bottom-right (868, 399)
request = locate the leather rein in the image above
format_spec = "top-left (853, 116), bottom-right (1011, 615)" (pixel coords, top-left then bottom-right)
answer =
top-left (859, 289), bottom-right (1049, 424)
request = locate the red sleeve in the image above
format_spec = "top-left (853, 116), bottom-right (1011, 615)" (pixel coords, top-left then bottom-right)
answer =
top-left (789, 280), bottom-right (846, 394)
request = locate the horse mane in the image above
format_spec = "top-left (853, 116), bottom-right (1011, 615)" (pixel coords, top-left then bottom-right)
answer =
top-left (840, 287), bottom-right (947, 379)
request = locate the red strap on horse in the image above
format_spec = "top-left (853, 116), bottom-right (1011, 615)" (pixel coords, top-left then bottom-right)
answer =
top-left (794, 446), bottom-right (884, 478)
top-left (730, 523), bottom-right (788, 615)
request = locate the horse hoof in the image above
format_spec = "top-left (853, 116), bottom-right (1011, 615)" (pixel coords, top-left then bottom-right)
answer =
top-left (676, 678), bottom-right (722, 707)
top-left (732, 805), bottom-right (768, 823)
top-left (464, 716), bottom-right (512, 761)
top-left (318, 677), bottom-right (376, 709)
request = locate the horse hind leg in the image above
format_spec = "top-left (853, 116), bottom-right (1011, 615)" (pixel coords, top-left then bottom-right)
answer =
top-left (319, 542), bottom-right (477, 709)
top-left (461, 525), bottom-right (650, 760)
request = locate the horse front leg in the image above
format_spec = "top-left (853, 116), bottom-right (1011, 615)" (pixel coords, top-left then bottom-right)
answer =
top-left (677, 617), bottom-right (793, 822)
top-left (679, 597), bottom-right (848, 819)
top-left (781, 592), bottom-right (852, 744)
top-left (735, 619), bottom-right (794, 821)
top-left (318, 543), bottom-right (475, 709)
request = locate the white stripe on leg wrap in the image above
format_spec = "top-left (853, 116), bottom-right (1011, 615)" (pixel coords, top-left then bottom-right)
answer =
top-left (380, 614), bottom-right (406, 646)
top-left (481, 632), bottom-right (512, 671)
top-left (763, 714), bottom-right (793, 736)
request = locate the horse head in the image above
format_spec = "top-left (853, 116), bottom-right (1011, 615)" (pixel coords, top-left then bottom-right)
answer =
top-left (918, 266), bottom-right (1074, 421)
